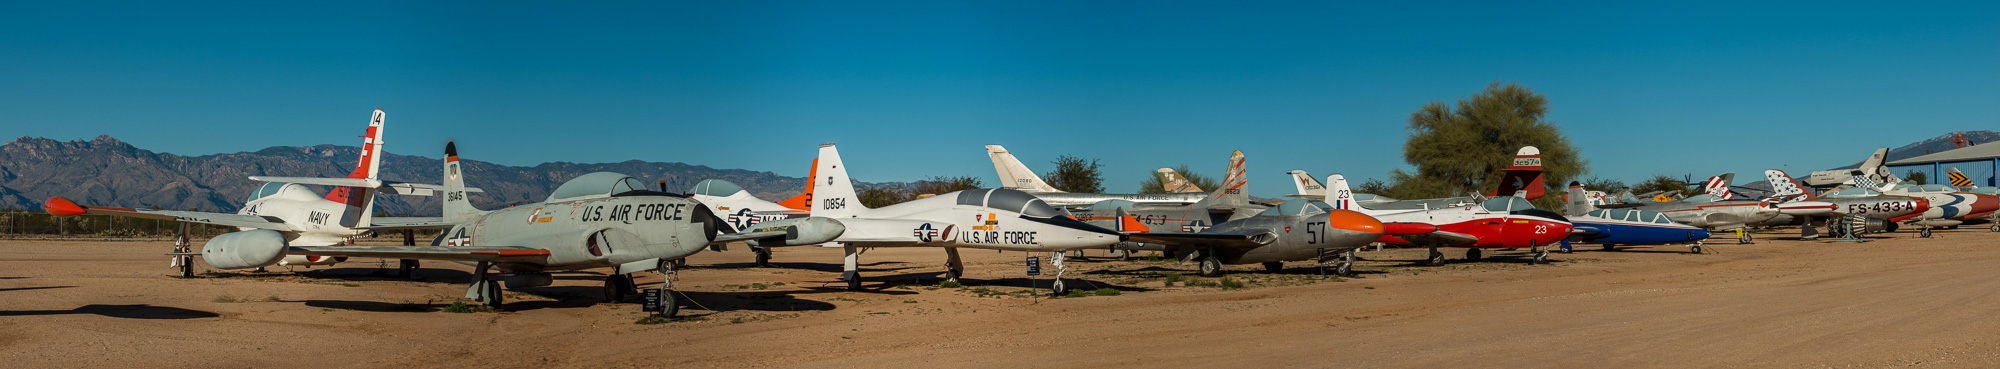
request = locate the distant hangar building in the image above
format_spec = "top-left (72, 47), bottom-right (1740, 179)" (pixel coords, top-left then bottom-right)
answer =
top-left (1886, 143), bottom-right (2000, 187)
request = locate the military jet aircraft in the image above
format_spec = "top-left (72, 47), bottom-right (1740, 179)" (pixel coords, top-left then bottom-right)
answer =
top-left (1562, 182), bottom-right (1712, 253)
top-left (1073, 151), bottom-right (1264, 249)
top-left (183, 141), bottom-right (844, 316)
top-left (1285, 146), bottom-right (1548, 209)
top-left (1767, 170), bottom-right (1953, 237)
top-left (812, 143), bottom-right (1128, 295)
top-left (1117, 198), bottom-right (1433, 277)
top-left (1326, 174), bottom-right (1574, 265)
top-left (1802, 148), bottom-right (1897, 189)
top-left (43, 107), bottom-right (473, 275)
top-left (688, 159), bottom-right (818, 266)
top-left (986, 144), bottom-right (1218, 206)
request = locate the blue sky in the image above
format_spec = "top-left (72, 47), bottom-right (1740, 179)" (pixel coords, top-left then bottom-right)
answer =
top-left (5, 1), bottom-right (1997, 197)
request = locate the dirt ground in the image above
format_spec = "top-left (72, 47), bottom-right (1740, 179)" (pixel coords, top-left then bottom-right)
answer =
top-left (2, 227), bottom-right (1997, 368)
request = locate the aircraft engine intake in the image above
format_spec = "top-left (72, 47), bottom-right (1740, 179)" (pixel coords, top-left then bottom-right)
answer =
top-left (200, 230), bottom-right (289, 269)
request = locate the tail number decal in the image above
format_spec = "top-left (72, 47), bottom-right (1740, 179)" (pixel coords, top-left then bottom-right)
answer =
top-left (822, 198), bottom-right (846, 210)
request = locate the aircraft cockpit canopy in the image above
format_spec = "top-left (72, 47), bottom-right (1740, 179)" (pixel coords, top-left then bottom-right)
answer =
top-left (1086, 199), bottom-right (1138, 210)
top-left (957, 188), bottom-right (1060, 218)
top-left (1824, 187), bottom-right (1878, 197)
top-left (1259, 199), bottom-right (1334, 216)
top-left (1586, 208), bottom-right (1677, 224)
top-left (1480, 197), bottom-right (1535, 213)
top-left (245, 182), bottom-right (301, 202)
top-left (688, 179), bottom-right (745, 197)
top-left (548, 172), bottom-right (649, 202)
top-left (1352, 193), bottom-right (1394, 202)
top-left (1915, 184), bottom-right (1954, 193)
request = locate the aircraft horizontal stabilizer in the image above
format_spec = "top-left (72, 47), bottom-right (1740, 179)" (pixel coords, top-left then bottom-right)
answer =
top-left (354, 216), bottom-right (454, 230)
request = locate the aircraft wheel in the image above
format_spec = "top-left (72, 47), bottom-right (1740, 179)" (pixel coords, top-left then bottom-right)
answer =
top-left (1465, 248), bottom-right (1482, 261)
top-left (1114, 249), bottom-right (1131, 261)
top-left (660, 289), bottom-right (679, 318)
top-left (1533, 250), bottom-right (1550, 264)
top-left (1198, 256), bottom-right (1224, 277)
top-left (1051, 279), bottom-right (1067, 297)
top-left (481, 282), bottom-right (504, 307)
top-left (944, 267), bottom-right (963, 282)
top-left (1992, 224), bottom-right (1999, 232)
top-left (1739, 233), bottom-right (1752, 244)
top-left (603, 275), bottom-right (629, 302)
top-left (1334, 261), bottom-right (1353, 277)
top-left (755, 248), bottom-right (773, 268)
top-left (1920, 228), bottom-right (1932, 238)
top-left (1426, 251), bottom-right (1445, 266)
top-left (1689, 244), bottom-right (1703, 254)
top-left (846, 276), bottom-right (862, 291)
top-left (1262, 262), bottom-right (1284, 272)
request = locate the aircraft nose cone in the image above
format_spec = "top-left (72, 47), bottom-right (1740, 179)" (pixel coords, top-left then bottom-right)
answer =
top-left (1971, 194), bottom-right (1999, 214)
top-left (1324, 209), bottom-right (1385, 235)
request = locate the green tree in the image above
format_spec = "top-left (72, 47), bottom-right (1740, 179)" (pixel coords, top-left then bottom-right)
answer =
top-left (913, 176), bottom-right (982, 196)
top-left (1138, 165), bottom-right (1220, 194)
top-left (1044, 155), bottom-right (1105, 193)
top-left (1905, 170), bottom-right (1927, 185)
top-left (1387, 82), bottom-right (1587, 209)
top-left (1579, 177), bottom-right (1628, 193)
top-left (856, 185), bottom-right (913, 208)
top-left (1354, 178), bottom-right (1393, 195)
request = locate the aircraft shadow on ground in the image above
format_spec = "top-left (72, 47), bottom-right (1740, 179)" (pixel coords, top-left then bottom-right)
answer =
top-left (958, 277), bottom-right (1156, 293)
top-left (0, 286), bottom-right (75, 292)
top-left (701, 260), bottom-right (920, 274)
top-left (1589, 248), bottom-right (1703, 255)
top-left (201, 267), bottom-right (475, 283)
top-left (0, 304), bottom-right (219, 319)
top-left (674, 291), bottom-right (839, 313)
top-left (0, 277), bottom-right (29, 280)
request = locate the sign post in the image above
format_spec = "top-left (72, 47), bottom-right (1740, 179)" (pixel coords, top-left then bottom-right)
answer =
top-left (1026, 255), bottom-right (1041, 303)
top-left (641, 288), bottom-right (663, 314)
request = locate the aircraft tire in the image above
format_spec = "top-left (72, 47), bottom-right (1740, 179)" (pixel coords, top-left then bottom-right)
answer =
top-left (1426, 251), bottom-right (1444, 266)
top-left (483, 282), bottom-right (504, 307)
top-left (661, 289), bottom-right (679, 318)
top-left (1262, 262), bottom-right (1283, 272)
top-left (1051, 279), bottom-right (1067, 297)
top-left (944, 268), bottom-right (963, 282)
top-left (1465, 248), bottom-right (1482, 261)
top-left (1601, 244), bottom-right (1615, 251)
top-left (1921, 228), bottom-right (1932, 238)
top-left (1533, 250), bottom-right (1549, 264)
top-left (1198, 256), bottom-right (1223, 277)
top-left (1114, 249), bottom-right (1131, 261)
top-left (1991, 224), bottom-right (1999, 232)
top-left (603, 275), bottom-right (625, 302)
top-left (1334, 261), bottom-right (1353, 277)
top-left (1689, 244), bottom-right (1703, 254)
top-left (846, 276), bottom-right (862, 291)
top-left (755, 248), bottom-right (772, 268)
top-left (1739, 234), bottom-right (1752, 244)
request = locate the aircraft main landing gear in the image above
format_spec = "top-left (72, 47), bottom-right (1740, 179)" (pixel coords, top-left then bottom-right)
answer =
top-left (1465, 248), bottom-right (1483, 261)
top-left (465, 261), bottom-right (502, 307)
top-left (842, 244), bottom-right (862, 290)
top-left (603, 273), bottom-right (637, 302)
top-left (1197, 252), bottom-right (1224, 277)
top-left (754, 247), bottom-right (773, 268)
top-left (1425, 247), bottom-right (1445, 266)
top-left (943, 247), bottom-right (964, 282)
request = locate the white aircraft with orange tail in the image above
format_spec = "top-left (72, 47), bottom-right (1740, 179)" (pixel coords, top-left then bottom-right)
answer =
top-left (42, 108), bottom-right (472, 274)
top-left (688, 159), bottom-right (818, 266)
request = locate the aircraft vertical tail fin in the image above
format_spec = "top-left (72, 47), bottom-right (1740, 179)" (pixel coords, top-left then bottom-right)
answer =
top-left (1189, 150), bottom-right (1248, 210)
top-left (812, 143), bottom-right (867, 218)
top-left (1325, 174), bottom-right (1365, 212)
top-left (1948, 167), bottom-right (1977, 188)
top-left (774, 159), bottom-right (819, 210)
top-left (1159, 168), bottom-right (1206, 193)
top-left (1286, 170), bottom-right (1325, 197)
top-left (985, 145), bottom-right (1063, 193)
top-left (323, 107), bottom-right (387, 228)
top-left (1703, 173), bottom-right (1736, 200)
top-left (441, 141), bottom-right (485, 223)
top-left (1112, 207), bottom-right (1150, 233)
top-left (1764, 169), bottom-right (1815, 201)
top-left (1490, 146), bottom-right (1545, 200)
top-left (1564, 181), bottom-right (1596, 216)
top-left (1860, 147), bottom-right (1890, 178)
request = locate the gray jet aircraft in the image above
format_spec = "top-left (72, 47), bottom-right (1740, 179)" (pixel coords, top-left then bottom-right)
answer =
top-left (185, 142), bottom-right (844, 316)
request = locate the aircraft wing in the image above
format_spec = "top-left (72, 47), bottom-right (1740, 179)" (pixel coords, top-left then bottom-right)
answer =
top-left (358, 216), bottom-right (454, 230)
top-left (1390, 230), bottom-right (1480, 246)
top-left (1125, 231), bottom-right (1273, 249)
top-left (43, 197), bottom-right (292, 230)
top-left (749, 209), bottom-right (810, 216)
top-left (289, 245), bottom-right (549, 262)
top-left (246, 177), bottom-right (484, 195)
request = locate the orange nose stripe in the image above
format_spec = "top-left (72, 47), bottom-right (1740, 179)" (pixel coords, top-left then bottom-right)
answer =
top-left (1324, 209), bottom-right (1384, 234)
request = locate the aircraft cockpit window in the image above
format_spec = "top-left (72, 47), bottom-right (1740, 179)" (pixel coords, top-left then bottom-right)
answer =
top-left (1826, 187), bottom-right (1875, 196)
top-left (1920, 184), bottom-right (1951, 192)
top-left (247, 182), bottom-right (286, 202)
top-left (1587, 209), bottom-right (1607, 218)
top-left (1653, 213), bottom-right (1676, 224)
top-left (984, 189), bottom-right (1058, 217)
top-left (549, 172), bottom-right (641, 201)
top-left (689, 180), bottom-right (745, 197)
top-left (1307, 201), bottom-right (1335, 214)
top-left (1481, 197), bottom-right (1533, 212)
top-left (1261, 199), bottom-right (1327, 216)
top-left (1087, 199), bottom-right (1138, 210)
